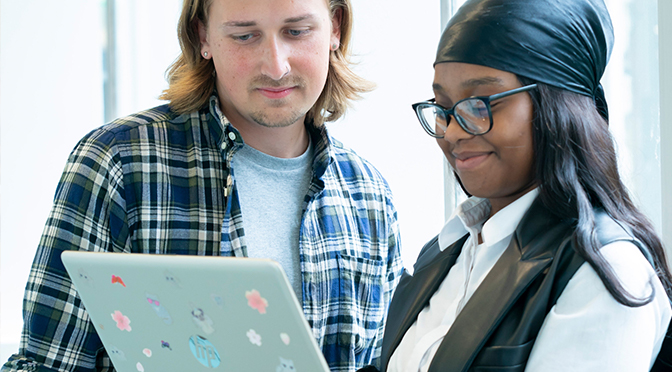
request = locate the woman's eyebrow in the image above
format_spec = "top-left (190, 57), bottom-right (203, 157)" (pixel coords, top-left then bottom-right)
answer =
top-left (460, 76), bottom-right (504, 88)
top-left (432, 76), bottom-right (504, 93)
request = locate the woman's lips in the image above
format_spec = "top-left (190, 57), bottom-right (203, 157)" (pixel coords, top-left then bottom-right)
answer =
top-left (453, 152), bottom-right (491, 171)
top-left (257, 87), bottom-right (295, 99)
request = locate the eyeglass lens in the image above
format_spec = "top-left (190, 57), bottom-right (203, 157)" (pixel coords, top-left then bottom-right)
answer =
top-left (419, 98), bottom-right (491, 136)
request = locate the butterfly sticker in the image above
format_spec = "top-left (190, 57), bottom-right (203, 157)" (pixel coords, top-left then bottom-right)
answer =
top-left (111, 275), bottom-right (126, 287)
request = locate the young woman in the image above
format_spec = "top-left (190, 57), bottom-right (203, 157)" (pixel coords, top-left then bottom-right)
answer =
top-left (363, 0), bottom-right (672, 371)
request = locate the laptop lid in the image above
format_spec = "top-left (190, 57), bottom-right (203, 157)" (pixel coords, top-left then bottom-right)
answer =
top-left (61, 251), bottom-right (330, 372)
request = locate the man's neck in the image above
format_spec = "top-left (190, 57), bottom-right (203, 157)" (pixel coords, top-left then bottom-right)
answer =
top-left (229, 117), bottom-right (310, 159)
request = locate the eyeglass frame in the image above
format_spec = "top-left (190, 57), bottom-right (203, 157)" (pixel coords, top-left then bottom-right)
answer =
top-left (411, 83), bottom-right (538, 137)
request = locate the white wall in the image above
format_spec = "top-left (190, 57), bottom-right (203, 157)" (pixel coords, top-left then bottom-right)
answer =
top-left (0, 0), bottom-right (106, 362)
top-left (0, 0), bottom-right (443, 362)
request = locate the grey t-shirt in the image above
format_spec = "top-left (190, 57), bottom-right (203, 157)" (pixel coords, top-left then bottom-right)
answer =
top-left (232, 140), bottom-right (313, 298)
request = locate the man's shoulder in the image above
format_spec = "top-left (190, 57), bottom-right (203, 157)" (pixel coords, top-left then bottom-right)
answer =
top-left (81, 104), bottom-right (208, 146)
top-left (326, 138), bottom-right (388, 185)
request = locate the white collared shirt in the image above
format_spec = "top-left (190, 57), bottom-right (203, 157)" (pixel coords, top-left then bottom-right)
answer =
top-left (388, 189), bottom-right (671, 372)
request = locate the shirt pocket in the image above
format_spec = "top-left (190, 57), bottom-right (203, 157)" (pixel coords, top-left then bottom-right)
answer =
top-left (470, 339), bottom-right (534, 372)
top-left (336, 252), bottom-right (386, 354)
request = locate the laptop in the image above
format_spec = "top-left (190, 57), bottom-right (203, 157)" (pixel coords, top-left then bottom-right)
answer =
top-left (61, 251), bottom-right (331, 372)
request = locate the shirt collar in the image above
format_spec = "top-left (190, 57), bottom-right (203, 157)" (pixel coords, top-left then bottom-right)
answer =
top-left (438, 188), bottom-right (539, 251)
top-left (206, 94), bottom-right (334, 180)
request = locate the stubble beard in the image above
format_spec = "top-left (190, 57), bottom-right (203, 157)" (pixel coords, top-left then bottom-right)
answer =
top-left (249, 75), bottom-right (309, 128)
top-left (249, 106), bottom-right (307, 128)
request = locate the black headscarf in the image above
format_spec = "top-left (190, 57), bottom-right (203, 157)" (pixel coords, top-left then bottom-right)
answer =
top-left (435, 0), bottom-right (614, 121)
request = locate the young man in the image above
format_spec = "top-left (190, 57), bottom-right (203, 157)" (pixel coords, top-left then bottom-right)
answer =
top-left (2, 0), bottom-right (403, 371)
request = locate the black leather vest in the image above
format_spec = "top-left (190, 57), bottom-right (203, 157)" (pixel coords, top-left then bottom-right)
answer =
top-left (378, 199), bottom-right (653, 372)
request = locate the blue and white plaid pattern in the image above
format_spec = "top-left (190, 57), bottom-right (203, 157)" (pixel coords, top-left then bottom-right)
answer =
top-left (2, 96), bottom-right (403, 372)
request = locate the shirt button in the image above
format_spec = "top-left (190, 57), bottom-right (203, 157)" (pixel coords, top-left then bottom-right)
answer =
top-left (220, 142), bottom-right (227, 150)
top-left (228, 132), bottom-right (236, 141)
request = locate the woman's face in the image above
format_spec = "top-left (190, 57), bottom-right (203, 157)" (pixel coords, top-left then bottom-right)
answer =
top-left (433, 62), bottom-right (537, 215)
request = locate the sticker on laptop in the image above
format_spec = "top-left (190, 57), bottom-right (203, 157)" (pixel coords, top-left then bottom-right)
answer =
top-left (189, 335), bottom-right (221, 368)
top-left (280, 333), bottom-right (291, 345)
top-left (136, 362), bottom-right (144, 372)
top-left (276, 357), bottom-right (296, 372)
top-left (111, 310), bottom-right (132, 332)
top-left (108, 346), bottom-right (127, 361)
top-left (143, 348), bottom-right (152, 357)
top-left (247, 329), bottom-right (262, 346)
top-left (190, 305), bottom-right (215, 334)
top-left (161, 340), bottom-right (172, 351)
top-left (146, 293), bottom-right (172, 325)
top-left (111, 275), bottom-right (126, 287)
top-left (163, 270), bottom-right (183, 288)
top-left (245, 289), bottom-right (268, 314)
top-left (211, 294), bottom-right (224, 308)
top-left (77, 268), bottom-right (95, 287)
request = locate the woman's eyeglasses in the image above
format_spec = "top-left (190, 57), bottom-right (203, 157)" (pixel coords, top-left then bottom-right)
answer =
top-left (411, 84), bottom-right (537, 137)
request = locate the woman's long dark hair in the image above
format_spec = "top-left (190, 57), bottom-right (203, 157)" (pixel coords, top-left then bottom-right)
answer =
top-left (518, 77), bottom-right (672, 306)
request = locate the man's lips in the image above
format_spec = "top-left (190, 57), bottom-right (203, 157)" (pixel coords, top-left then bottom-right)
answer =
top-left (453, 152), bottom-right (492, 171)
top-left (257, 86), bottom-right (295, 99)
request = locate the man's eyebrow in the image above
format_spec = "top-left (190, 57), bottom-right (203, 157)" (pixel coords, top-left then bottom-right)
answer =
top-left (284, 14), bottom-right (316, 23)
top-left (222, 14), bottom-right (316, 28)
top-left (223, 20), bottom-right (257, 27)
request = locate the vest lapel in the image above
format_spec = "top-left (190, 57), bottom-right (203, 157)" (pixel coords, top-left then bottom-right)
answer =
top-left (427, 200), bottom-right (570, 372)
top-left (381, 235), bottom-right (468, 370)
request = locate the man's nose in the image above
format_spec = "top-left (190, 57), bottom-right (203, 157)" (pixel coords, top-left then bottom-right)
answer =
top-left (260, 36), bottom-right (290, 81)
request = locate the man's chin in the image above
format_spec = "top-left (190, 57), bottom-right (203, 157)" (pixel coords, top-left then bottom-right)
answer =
top-left (250, 110), bottom-right (306, 128)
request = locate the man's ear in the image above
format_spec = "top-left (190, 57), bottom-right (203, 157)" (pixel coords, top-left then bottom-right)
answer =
top-left (197, 20), bottom-right (211, 56)
top-left (330, 7), bottom-right (342, 48)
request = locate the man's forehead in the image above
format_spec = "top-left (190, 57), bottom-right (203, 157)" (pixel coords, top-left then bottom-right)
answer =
top-left (208, 0), bottom-right (331, 25)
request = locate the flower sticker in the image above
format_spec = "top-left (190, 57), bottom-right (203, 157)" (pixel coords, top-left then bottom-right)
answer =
top-left (111, 275), bottom-right (126, 287)
top-left (245, 289), bottom-right (268, 314)
top-left (247, 329), bottom-right (262, 346)
top-left (111, 310), bottom-right (132, 332)
top-left (143, 348), bottom-right (152, 357)
top-left (280, 333), bottom-right (291, 345)
top-left (161, 340), bottom-right (172, 351)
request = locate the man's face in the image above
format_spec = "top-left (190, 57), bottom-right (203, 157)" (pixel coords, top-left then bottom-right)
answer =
top-left (199, 0), bottom-right (339, 130)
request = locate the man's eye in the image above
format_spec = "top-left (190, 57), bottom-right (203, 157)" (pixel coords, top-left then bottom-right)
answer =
top-left (232, 33), bottom-right (255, 42)
top-left (287, 29), bottom-right (308, 37)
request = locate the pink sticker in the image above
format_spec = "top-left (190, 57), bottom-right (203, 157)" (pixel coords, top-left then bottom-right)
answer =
top-left (245, 289), bottom-right (268, 314)
top-left (246, 329), bottom-right (262, 346)
top-left (280, 333), bottom-right (290, 345)
top-left (111, 275), bottom-right (126, 287)
top-left (136, 362), bottom-right (144, 372)
top-left (143, 348), bottom-right (152, 357)
top-left (111, 310), bottom-right (132, 332)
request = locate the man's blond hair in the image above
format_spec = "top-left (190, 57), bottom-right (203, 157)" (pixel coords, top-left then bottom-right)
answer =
top-left (160, 0), bottom-right (373, 126)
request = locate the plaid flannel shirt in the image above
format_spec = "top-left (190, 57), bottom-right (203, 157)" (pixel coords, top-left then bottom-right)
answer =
top-left (3, 96), bottom-right (403, 372)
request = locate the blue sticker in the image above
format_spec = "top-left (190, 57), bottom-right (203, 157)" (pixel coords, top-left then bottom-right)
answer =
top-left (146, 293), bottom-right (172, 325)
top-left (189, 335), bottom-right (221, 368)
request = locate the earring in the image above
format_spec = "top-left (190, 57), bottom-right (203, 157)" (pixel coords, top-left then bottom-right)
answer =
top-left (203, 51), bottom-right (208, 58)
top-left (331, 43), bottom-right (339, 51)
